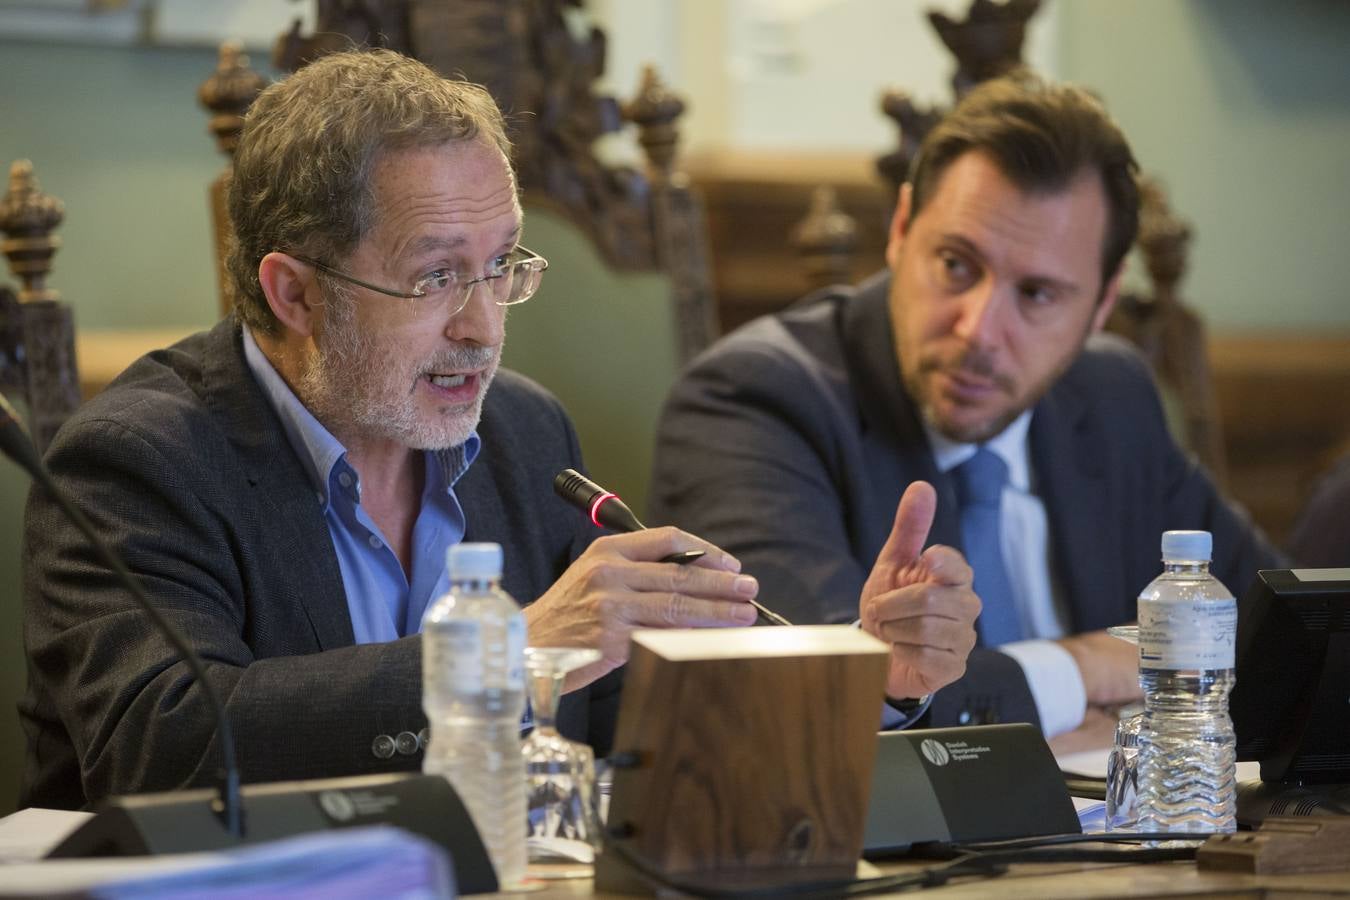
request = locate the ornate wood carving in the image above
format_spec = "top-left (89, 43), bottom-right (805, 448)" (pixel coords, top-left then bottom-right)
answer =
top-left (0, 160), bottom-right (79, 452)
top-left (1107, 178), bottom-right (1227, 481)
top-left (198, 42), bottom-right (267, 316)
top-left (791, 186), bottom-right (861, 292)
top-left (877, 0), bottom-right (1041, 193)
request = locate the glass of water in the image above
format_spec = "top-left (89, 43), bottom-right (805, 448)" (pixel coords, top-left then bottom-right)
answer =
top-left (521, 647), bottom-right (603, 866)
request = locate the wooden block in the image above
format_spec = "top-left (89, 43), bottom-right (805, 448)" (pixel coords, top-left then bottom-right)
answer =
top-left (1198, 816), bottom-right (1350, 874)
top-left (598, 625), bottom-right (889, 892)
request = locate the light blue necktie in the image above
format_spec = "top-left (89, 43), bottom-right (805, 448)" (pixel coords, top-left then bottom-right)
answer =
top-left (954, 447), bottom-right (1023, 647)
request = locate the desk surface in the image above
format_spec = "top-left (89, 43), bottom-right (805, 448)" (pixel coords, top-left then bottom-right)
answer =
top-left (512, 857), bottom-right (1350, 899)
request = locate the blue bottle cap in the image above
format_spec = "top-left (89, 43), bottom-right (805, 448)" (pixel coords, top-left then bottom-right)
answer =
top-left (1160, 530), bottom-right (1211, 562)
top-left (447, 542), bottom-right (503, 579)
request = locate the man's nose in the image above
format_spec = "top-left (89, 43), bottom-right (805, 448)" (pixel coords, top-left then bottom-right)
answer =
top-left (445, 282), bottom-right (505, 347)
top-left (952, 281), bottom-right (1003, 348)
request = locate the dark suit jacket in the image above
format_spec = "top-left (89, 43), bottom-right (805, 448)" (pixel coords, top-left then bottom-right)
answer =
top-left (20, 318), bottom-right (620, 810)
top-left (650, 273), bottom-right (1282, 729)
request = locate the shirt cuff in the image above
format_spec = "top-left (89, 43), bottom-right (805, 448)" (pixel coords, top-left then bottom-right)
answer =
top-left (879, 694), bottom-right (932, 731)
top-left (996, 639), bottom-right (1086, 738)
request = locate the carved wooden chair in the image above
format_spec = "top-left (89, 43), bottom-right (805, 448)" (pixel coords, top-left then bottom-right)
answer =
top-left (0, 159), bottom-right (79, 454)
top-left (200, 1), bottom-right (718, 517)
top-left (1105, 178), bottom-right (1227, 483)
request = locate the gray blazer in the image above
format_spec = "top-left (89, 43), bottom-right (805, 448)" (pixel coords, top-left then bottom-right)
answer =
top-left (651, 273), bottom-right (1282, 729)
top-left (20, 318), bottom-right (620, 810)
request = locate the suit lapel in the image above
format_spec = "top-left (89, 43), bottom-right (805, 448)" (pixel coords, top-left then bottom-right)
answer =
top-left (1031, 379), bottom-right (1124, 633)
top-left (199, 320), bottom-right (355, 650)
top-left (841, 276), bottom-right (959, 555)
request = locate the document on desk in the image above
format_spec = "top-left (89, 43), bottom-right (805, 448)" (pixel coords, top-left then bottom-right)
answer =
top-left (0, 825), bottom-right (456, 899)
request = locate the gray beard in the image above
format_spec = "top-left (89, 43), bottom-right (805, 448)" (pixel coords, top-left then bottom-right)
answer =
top-left (298, 285), bottom-right (499, 451)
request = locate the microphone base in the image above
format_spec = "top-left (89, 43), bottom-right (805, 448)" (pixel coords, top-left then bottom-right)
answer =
top-left (47, 772), bottom-right (498, 894)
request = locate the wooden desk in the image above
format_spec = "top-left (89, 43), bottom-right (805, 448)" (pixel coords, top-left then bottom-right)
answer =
top-left (511, 855), bottom-right (1350, 898)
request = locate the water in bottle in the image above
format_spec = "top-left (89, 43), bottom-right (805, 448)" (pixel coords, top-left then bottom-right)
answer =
top-left (1135, 530), bottom-right (1238, 834)
top-left (422, 542), bottom-right (527, 886)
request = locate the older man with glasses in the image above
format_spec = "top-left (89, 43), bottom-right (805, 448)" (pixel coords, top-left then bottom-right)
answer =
top-left (18, 49), bottom-right (781, 811)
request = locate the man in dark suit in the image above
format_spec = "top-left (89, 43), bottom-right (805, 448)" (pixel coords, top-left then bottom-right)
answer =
top-left (21, 49), bottom-right (979, 810)
top-left (651, 75), bottom-right (1282, 747)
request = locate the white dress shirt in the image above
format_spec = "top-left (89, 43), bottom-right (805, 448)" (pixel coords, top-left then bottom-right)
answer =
top-left (925, 412), bottom-right (1088, 737)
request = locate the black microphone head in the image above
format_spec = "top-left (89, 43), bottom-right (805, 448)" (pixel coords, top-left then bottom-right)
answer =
top-left (553, 468), bottom-right (644, 533)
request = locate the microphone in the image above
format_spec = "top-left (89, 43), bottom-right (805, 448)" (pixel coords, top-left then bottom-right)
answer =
top-left (0, 391), bottom-right (244, 839)
top-left (552, 468), bottom-right (793, 627)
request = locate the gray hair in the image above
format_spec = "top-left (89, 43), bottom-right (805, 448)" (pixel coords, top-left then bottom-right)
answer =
top-left (226, 49), bottom-right (513, 335)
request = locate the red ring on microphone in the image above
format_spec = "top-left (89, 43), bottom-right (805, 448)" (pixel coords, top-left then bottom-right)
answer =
top-left (589, 491), bottom-right (618, 528)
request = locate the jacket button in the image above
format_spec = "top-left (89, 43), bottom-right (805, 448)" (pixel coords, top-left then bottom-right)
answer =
top-left (417, 727), bottom-right (430, 751)
top-left (395, 731), bottom-right (420, 756)
top-left (371, 734), bottom-right (396, 759)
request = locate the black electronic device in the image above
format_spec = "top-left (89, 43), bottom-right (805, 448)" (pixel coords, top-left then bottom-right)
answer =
top-left (863, 723), bottom-right (1081, 857)
top-left (1, 392), bottom-right (498, 893)
top-left (1231, 567), bottom-right (1350, 826)
top-left (47, 773), bottom-right (497, 892)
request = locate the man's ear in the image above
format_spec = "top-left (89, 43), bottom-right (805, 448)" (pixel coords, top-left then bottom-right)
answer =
top-left (885, 183), bottom-right (914, 270)
top-left (1090, 268), bottom-right (1123, 333)
top-left (258, 252), bottom-right (320, 337)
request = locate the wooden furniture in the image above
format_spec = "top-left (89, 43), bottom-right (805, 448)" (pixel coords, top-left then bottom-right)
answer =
top-left (1106, 178), bottom-right (1228, 484)
top-left (0, 159), bottom-right (79, 453)
top-left (196, 42), bottom-right (266, 317)
top-left (1210, 332), bottom-right (1350, 545)
top-left (512, 852), bottom-right (1350, 898)
top-left (597, 626), bottom-right (888, 892)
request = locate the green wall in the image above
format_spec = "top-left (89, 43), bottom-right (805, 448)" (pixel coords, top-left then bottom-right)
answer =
top-left (1056, 0), bottom-right (1350, 331)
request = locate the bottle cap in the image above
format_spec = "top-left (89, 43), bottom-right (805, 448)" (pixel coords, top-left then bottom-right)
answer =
top-left (447, 542), bottom-right (503, 579)
top-left (1160, 530), bottom-right (1211, 562)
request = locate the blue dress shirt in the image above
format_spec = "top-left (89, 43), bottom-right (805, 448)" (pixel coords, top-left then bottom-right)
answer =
top-left (242, 328), bottom-right (479, 643)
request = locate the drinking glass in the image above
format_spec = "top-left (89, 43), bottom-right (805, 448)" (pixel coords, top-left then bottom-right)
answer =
top-left (521, 647), bottom-right (603, 866)
top-left (1104, 623), bottom-right (1142, 831)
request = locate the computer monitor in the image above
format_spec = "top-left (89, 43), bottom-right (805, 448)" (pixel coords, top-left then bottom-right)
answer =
top-left (1230, 568), bottom-right (1350, 823)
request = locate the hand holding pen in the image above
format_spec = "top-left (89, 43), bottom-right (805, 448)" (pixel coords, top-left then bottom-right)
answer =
top-left (554, 469), bottom-right (793, 627)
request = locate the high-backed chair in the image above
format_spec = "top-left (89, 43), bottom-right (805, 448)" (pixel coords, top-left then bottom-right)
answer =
top-left (0, 158), bottom-right (75, 815)
top-left (1105, 178), bottom-right (1227, 482)
top-left (0, 159), bottom-right (79, 453)
top-left (201, 1), bottom-right (718, 517)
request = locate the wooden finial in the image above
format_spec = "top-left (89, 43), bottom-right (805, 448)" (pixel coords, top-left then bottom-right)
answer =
top-left (0, 159), bottom-right (65, 303)
top-left (1136, 176), bottom-right (1192, 304)
top-left (791, 186), bottom-right (860, 290)
top-left (198, 40), bottom-right (267, 158)
top-left (623, 65), bottom-right (687, 185)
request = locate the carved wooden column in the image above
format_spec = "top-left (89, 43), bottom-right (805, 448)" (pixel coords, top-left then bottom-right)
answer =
top-left (877, 0), bottom-right (1041, 195)
top-left (0, 160), bottom-right (80, 451)
top-left (625, 65), bottom-right (717, 362)
top-left (198, 42), bottom-right (266, 316)
top-left (1107, 178), bottom-right (1227, 483)
top-left (790, 187), bottom-right (860, 292)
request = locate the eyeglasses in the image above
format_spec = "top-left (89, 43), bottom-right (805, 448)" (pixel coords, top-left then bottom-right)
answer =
top-left (292, 245), bottom-right (549, 318)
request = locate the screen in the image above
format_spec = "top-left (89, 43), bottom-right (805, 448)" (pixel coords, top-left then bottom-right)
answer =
top-left (1231, 568), bottom-right (1350, 784)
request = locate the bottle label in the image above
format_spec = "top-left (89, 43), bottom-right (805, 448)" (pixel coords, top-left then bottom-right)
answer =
top-left (437, 619), bottom-right (483, 693)
top-left (505, 615), bottom-right (525, 691)
top-left (1138, 599), bottom-right (1237, 669)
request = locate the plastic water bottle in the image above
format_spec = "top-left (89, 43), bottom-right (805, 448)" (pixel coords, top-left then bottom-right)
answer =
top-left (422, 543), bottom-right (527, 886)
top-left (1135, 530), bottom-right (1238, 834)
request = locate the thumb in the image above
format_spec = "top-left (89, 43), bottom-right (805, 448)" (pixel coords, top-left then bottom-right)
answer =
top-left (872, 480), bottom-right (937, 572)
